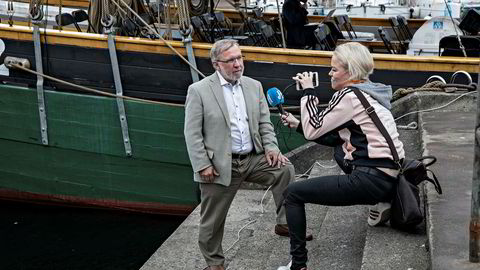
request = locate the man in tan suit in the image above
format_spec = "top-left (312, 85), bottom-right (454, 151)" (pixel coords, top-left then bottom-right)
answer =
top-left (184, 39), bottom-right (305, 270)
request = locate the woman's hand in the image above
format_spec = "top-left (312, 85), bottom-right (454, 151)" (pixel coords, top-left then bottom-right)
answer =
top-left (281, 112), bottom-right (300, 129)
top-left (292, 71), bottom-right (315, 90)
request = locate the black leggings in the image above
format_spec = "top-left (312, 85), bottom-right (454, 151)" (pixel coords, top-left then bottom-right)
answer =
top-left (283, 162), bottom-right (396, 270)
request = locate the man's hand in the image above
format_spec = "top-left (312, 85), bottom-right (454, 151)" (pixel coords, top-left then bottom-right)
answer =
top-left (199, 166), bottom-right (219, 183)
top-left (265, 150), bottom-right (290, 168)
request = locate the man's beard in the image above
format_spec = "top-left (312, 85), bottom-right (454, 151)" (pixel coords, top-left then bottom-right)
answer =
top-left (225, 69), bottom-right (243, 82)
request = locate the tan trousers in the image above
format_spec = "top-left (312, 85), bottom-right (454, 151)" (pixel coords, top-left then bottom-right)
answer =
top-left (198, 153), bottom-right (295, 267)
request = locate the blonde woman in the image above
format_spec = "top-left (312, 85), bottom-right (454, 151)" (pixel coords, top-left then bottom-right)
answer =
top-left (278, 42), bottom-right (404, 270)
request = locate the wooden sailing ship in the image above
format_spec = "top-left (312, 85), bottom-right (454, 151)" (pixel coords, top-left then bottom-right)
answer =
top-left (0, 0), bottom-right (477, 215)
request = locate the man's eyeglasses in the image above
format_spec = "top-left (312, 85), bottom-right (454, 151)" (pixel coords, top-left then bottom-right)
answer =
top-left (216, 55), bottom-right (244, 64)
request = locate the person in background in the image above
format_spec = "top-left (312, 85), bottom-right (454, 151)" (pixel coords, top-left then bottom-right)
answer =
top-left (277, 42), bottom-right (404, 270)
top-left (282, 0), bottom-right (312, 49)
top-left (184, 39), bottom-right (311, 270)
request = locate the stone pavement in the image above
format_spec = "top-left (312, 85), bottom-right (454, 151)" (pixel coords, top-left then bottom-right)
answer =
top-left (141, 92), bottom-right (480, 270)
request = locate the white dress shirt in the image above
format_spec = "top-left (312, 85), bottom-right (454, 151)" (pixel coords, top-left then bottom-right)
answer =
top-left (217, 72), bottom-right (253, 154)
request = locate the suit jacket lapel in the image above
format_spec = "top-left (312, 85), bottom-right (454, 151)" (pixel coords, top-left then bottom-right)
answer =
top-left (240, 77), bottom-right (255, 126)
top-left (209, 73), bottom-right (231, 128)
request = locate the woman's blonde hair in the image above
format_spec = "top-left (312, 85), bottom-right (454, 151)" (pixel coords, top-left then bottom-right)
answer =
top-left (333, 42), bottom-right (374, 81)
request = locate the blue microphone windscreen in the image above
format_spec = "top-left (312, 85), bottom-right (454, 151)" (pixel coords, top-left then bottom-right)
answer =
top-left (266, 87), bottom-right (284, 107)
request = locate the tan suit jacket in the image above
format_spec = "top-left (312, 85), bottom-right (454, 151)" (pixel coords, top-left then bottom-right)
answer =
top-left (184, 73), bottom-right (279, 186)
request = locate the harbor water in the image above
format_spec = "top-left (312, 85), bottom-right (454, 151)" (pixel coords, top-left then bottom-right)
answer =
top-left (0, 200), bottom-right (186, 270)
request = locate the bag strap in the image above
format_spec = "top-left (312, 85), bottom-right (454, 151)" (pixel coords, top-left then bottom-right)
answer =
top-left (351, 88), bottom-right (443, 194)
top-left (418, 156), bottom-right (437, 167)
top-left (426, 169), bottom-right (443, 194)
top-left (350, 87), bottom-right (400, 167)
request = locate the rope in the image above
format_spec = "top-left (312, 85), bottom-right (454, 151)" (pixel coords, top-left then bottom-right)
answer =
top-left (88, 0), bottom-right (101, 32)
top-left (177, 0), bottom-right (191, 32)
top-left (109, 0), bottom-right (206, 78)
top-left (394, 90), bottom-right (477, 122)
top-left (58, 0), bottom-right (62, 30)
top-left (164, 0), bottom-right (171, 39)
top-left (28, 0), bottom-right (44, 20)
top-left (86, 0), bottom-right (205, 78)
top-left (10, 63), bottom-right (184, 107)
top-left (89, 0), bottom-right (139, 33)
top-left (9, 62), bottom-right (287, 114)
top-left (392, 81), bottom-right (477, 101)
top-left (443, 0), bottom-right (467, 57)
top-left (102, 0), bottom-right (109, 23)
top-left (7, 0), bottom-right (15, 26)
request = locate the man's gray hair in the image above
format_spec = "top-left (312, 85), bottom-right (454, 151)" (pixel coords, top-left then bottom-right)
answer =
top-left (210, 39), bottom-right (239, 62)
top-left (333, 42), bottom-right (374, 81)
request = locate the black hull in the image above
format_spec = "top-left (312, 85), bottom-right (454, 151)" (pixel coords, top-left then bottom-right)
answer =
top-left (0, 38), bottom-right (474, 105)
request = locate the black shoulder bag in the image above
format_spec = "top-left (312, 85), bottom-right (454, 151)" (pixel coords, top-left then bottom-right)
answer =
top-left (351, 88), bottom-right (442, 230)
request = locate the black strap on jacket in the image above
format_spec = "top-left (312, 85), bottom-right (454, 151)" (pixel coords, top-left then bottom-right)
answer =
top-left (350, 87), bottom-right (401, 168)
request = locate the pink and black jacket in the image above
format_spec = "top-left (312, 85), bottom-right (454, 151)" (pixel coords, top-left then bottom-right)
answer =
top-left (297, 82), bottom-right (405, 169)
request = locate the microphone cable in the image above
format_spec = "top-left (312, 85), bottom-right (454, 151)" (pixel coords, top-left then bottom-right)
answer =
top-left (282, 82), bottom-right (297, 97)
top-left (277, 82), bottom-right (301, 161)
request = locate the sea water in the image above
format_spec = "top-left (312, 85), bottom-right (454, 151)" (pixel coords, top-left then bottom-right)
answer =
top-left (0, 200), bottom-right (186, 270)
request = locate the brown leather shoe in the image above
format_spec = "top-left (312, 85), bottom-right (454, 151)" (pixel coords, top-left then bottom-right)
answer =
top-left (275, 224), bottom-right (313, 241)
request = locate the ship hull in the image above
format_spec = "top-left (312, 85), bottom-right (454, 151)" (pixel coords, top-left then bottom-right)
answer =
top-left (0, 24), bottom-right (477, 214)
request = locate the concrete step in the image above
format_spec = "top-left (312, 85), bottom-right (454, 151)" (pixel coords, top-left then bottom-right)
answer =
top-left (361, 218), bottom-right (428, 270)
top-left (361, 128), bottom-right (429, 270)
top-left (141, 156), bottom-right (428, 270)
top-left (140, 132), bottom-right (429, 270)
top-left (304, 162), bottom-right (368, 270)
top-left (141, 92), bottom-right (480, 270)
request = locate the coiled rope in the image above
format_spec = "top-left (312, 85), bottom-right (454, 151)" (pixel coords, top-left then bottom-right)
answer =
top-left (392, 80), bottom-right (478, 101)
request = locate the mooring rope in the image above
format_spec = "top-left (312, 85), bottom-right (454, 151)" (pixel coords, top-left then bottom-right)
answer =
top-left (392, 80), bottom-right (477, 101)
top-left (10, 63), bottom-right (185, 107)
top-left (9, 63), bottom-right (303, 114)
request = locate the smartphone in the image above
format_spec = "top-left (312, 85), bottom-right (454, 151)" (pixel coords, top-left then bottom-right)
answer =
top-left (296, 72), bottom-right (319, 90)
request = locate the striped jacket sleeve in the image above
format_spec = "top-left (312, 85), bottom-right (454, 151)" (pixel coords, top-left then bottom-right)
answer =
top-left (300, 88), bottom-right (354, 141)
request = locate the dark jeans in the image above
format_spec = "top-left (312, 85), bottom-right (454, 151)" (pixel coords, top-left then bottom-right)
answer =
top-left (283, 147), bottom-right (396, 270)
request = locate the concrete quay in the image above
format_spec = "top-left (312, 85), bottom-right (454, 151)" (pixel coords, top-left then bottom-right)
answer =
top-left (142, 92), bottom-right (480, 270)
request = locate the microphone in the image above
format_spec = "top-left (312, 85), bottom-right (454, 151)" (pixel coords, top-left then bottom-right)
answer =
top-left (266, 87), bottom-right (286, 115)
